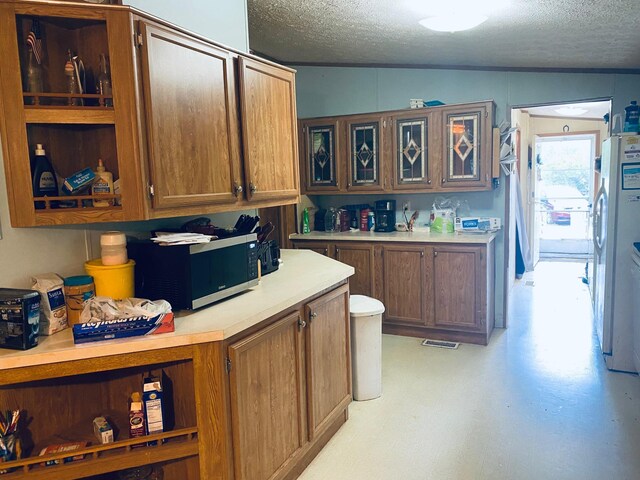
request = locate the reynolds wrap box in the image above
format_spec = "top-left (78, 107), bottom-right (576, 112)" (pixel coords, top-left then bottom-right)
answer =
top-left (72, 313), bottom-right (174, 344)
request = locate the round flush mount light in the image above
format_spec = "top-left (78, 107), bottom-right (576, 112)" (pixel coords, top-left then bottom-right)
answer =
top-left (419, 15), bottom-right (489, 32)
top-left (555, 107), bottom-right (588, 116)
top-left (414, 0), bottom-right (509, 32)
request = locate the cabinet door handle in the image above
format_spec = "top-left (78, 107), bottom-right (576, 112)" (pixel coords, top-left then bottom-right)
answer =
top-left (323, 248), bottom-right (328, 255)
top-left (310, 312), bottom-right (318, 320)
top-left (441, 178), bottom-right (446, 184)
top-left (427, 179), bottom-right (432, 185)
top-left (249, 183), bottom-right (257, 194)
top-left (298, 318), bottom-right (307, 329)
top-left (434, 251), bottom-right (438, 257)
top-left (420, 251), bottom-right (424, 257)
top-left (335, 247), bottom-right (340, 254)
top-left (233, 182), bottom-right (243, 196)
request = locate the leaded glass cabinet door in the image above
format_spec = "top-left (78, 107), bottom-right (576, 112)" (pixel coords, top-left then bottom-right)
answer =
top-left (392, 112), bottom-right (432, 189)
top-left (441, 103), bottom-right (492, 189)
top-left (302, 118), bottom-right (342, 192)
top-left (347, 116), bottom-right (384, 191)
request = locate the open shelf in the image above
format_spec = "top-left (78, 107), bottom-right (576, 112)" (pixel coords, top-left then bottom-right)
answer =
top-left (0, 428), bottom-right (198, 480)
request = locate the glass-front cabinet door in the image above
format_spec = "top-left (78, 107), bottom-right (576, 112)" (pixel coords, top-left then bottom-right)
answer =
top-left (347, 116), bottom-right (384, 191)
top-left (301, 118), bottom-right (341, 192)
top-left (442, 103), bottom-right (492, 189)
top-left (392, 111), bottom-right (433, 189)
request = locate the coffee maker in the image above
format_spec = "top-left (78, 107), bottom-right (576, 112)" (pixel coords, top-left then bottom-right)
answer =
top-left (374, 200), bottom-right (396, 232)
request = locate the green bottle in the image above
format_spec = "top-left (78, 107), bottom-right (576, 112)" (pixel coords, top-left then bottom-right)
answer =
top-left (302, 208), bottom-right (310, 234)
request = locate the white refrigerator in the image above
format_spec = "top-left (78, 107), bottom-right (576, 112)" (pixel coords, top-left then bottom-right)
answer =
top-left (593, 134), bottom-right (640, 373)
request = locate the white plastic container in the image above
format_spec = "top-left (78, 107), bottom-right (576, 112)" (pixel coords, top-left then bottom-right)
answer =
top-left (349, 295), bottom-right (385, 401)
top-left (100, 231), bottom-right (128, 266)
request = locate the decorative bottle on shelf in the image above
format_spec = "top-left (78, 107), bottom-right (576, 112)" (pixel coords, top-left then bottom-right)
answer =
top-left (96, 53), bottom-right (113, 107)
top-left (25, 18), bottom-right (44, 105)
top-left (31, 144), bottom-right (58, 209)
top-left (64, 50), bottom-right (83, 106)
top-left (25, 49), bottom-right (43, 103)
top-left (91, 158), bottom-right (114, 207)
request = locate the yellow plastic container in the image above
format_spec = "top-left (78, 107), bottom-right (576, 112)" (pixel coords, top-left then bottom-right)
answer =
top-left (84, 259), bottom-right (135, 299)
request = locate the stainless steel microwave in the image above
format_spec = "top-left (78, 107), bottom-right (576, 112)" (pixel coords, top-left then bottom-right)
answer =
top-left (128, 234), bottom-right (259, 310)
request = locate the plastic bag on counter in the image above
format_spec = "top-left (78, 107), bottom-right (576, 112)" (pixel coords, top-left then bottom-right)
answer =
top-left (80, 297), bottom-right (172, 323)
top-left (430, 197), bottom-right (469, 233)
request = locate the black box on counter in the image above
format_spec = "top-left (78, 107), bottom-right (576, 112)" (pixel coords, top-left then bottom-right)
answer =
top-left (0, 288), bottom-right (40, 350)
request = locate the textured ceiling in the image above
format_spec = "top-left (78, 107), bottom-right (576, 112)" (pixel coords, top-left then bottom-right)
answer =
top-left (248, 0), bottom-right (640, 70)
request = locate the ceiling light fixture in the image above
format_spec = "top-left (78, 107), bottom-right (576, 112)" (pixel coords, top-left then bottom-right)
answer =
top-left (415, 0), bottom-right (509, 33)
top-left (555, 107), bottom-right (588, 116)
top-left (419, 15), bottom-right (488, 33)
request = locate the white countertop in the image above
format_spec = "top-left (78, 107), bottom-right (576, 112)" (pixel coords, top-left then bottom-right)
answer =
top-left (290, 230), bottom-right (498, 245)
top-left (0, 250), bottom-right (354, 371)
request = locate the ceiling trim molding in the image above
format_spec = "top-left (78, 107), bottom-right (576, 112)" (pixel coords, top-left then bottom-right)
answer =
top-left (271, 60), bottom-right (640, 75)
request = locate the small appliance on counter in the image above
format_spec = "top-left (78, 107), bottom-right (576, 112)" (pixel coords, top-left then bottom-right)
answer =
top-left (258, 240), bottom-right (280, 276)
top-left (128, 234), bottom-right (259, 310)
top-left (374, 200), bottom-right (396, 232)
top-left (314, 209), bottom-right (327, 231)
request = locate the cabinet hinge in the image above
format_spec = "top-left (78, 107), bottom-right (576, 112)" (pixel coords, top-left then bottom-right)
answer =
top-left (148, 184), bottom-right (155, 198)
top-left (225, 357), bottom-right (232, 374)
top-left (135, 32), bottom-right (143, 47)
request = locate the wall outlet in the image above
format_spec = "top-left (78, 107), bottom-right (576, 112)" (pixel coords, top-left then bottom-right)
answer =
top-left (402, 201), bottom-right (410, 212)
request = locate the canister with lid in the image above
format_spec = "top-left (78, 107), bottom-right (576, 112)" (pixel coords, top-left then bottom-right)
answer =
top-left (100, 231), bottom-right (128, 266)
top-left (64, 275), bottom-right (95, 325)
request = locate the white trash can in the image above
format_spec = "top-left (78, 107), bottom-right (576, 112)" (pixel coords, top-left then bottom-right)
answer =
top-left (349, 295), bottom-right (385, 401)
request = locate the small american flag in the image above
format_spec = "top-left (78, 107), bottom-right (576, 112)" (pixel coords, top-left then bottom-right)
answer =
top-left (26, 18), bottom-right (43, 65)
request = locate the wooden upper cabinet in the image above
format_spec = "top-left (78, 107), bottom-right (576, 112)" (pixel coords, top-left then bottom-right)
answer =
top-left (334, 243), bottom-right (374, 297)
top-left (238, 57), bottom-right (299, 202)
top-left (138, 21), bottom-right (242, 209)
top-left (300, 117), bottom-right (343, 193)
top-left (305, 284), bottom-right (351, 440)
top-left (431, 245), bottom-right (485, 331)
top-left (391, 110), bottom-right (436, 190)
top-left (441, 101), bottom-right (493, 190)
top-left (382, 245), bottom-right (429, 326)
top-left (346, 114), bottom-right (386, 191)
top-left (228, 311), bottom-right (306, 480)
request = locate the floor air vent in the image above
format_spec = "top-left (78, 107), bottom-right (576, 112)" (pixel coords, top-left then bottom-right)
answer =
top-left (421, 339), bottom-right (459, 349)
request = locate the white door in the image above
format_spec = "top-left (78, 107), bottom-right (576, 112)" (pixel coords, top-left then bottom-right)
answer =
top-left (592, 177), bottom-right (608, 353)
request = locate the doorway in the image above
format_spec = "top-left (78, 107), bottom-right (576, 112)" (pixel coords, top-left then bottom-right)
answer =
top-left (534, 133), bottom-right (596, 260)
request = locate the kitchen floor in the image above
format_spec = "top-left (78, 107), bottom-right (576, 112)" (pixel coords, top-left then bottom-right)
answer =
top-left (299, 261), bottom-right (640, 480)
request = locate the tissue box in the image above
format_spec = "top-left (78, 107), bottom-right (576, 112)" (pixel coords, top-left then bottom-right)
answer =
top-left (455, 217), bottom-right (501, 232)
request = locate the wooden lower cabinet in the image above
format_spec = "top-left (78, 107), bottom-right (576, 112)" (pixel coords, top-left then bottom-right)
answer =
top-left (334, 243), bottom-right (374, 297)
top-left (431, 245), bottom-right (486, 332)
top-left (228, 312), bottom-right (306, 480)
top-left (305, 285), bottom-right (351, 439)
top-left (292, 239), bottom-right (496, 345)
top-left (381, 244), bottom-right (429, 326)
top-left (227, 283), bottom-right (351, 480)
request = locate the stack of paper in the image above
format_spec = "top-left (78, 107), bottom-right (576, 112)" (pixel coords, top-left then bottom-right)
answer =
top-left (150, 232), bottom-right (215, 245)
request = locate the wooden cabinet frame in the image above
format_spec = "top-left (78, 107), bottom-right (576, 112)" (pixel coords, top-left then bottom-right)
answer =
top-left (298, 101), bottom-right (495, 196)
top-left (334, 242), bottom-right (375, 297)
top-left (300, 117), bottom-right (343, 193)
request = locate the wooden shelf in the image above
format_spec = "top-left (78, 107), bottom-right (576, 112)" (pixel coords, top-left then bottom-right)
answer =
top-left (0, 427), bottom-right (198, 480)
top-left (25, 107), bottom-right (115, 125)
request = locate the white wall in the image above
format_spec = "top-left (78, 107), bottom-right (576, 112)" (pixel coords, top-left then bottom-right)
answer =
top-left (127, 0), bottom-right (249, 52)
top-left (293, 65), bottom-right (640, 327)
top-left (0, 0), bottom-right (250, 289)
